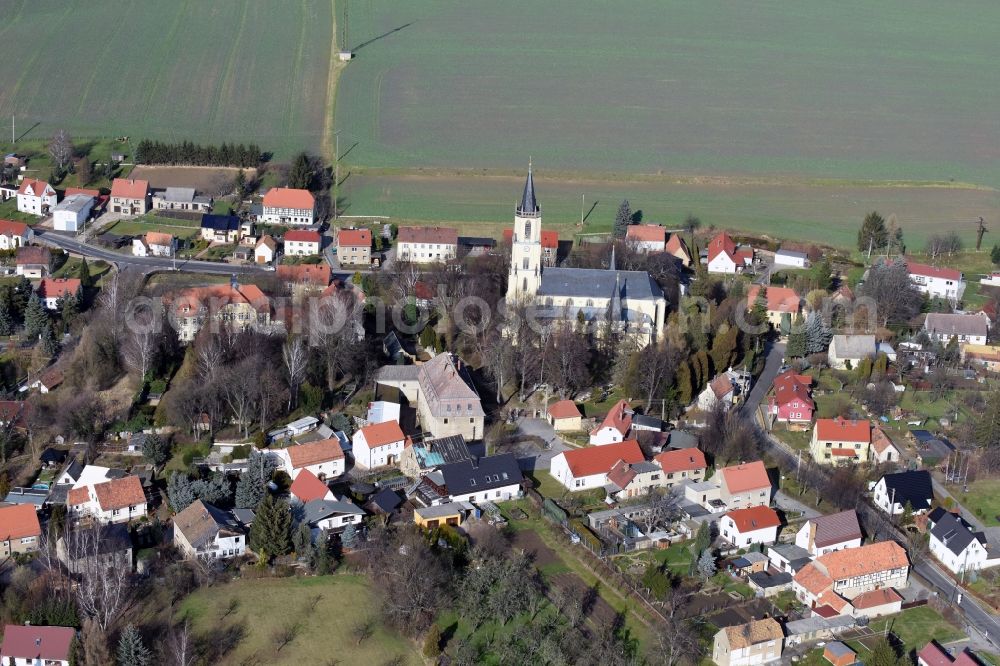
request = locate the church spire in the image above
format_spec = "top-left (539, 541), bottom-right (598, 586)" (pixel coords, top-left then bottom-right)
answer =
top-left (517, 159), bottom-right (539, 217)
top-left (609, 244), bottom-right (616, 271)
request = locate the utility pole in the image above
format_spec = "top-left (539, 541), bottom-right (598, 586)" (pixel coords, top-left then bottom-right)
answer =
top-left (580, 194), bottom-right (585, 227)
top-left (10, 116), bottom-right (13, 144)
top-left (333, 130), bottom-right (341, 222)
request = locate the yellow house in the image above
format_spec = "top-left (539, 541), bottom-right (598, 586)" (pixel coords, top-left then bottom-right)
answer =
top-left (746, 285), bottom-right (801, 329)
top-left (961, 344), bottom-right (1000, 372)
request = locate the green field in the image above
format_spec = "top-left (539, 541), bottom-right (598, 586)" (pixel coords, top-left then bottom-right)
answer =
top-left (0, 0), bottom-right (335, 158)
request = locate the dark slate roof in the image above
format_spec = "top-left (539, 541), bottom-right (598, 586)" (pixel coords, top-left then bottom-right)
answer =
top-left (62, 459), bottom-right (84, 482)
top-left (39, 447), bottom-right (67, 465)
top-left (748, 570), bottom-right (793, 589)
top-left (440, 453), bottom-right (523, 497)
top-left (928, 506), bottom-right (948, 524)
top-left (232, 508), bottom-right (256, 526)
top-left (880, 470), bottom-right (934, 510)
top-left (632, 414), bottom-right (664, 431)
top-left (458, 236), bottom-right (496, 248)
top-left (667, 430), bottom-right (700, 450)
top-left (369, 488), bottom-right (403, 513)
top-left (200, 214), bottom-right (240, 231)
top-left (517, 167), bottom-right (539, 217)
top-left (538, 267), bottom-right (664, 301)
top-left (930, 511), bottom-right (983, 556)
top-left (303, 498), bottom-right (365, 525)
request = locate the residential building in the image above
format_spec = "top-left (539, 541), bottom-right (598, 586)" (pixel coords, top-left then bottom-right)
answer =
top-left (275, 438), bottom-right (345, 480)
top-left (917, 641), bottom-right (987, 666)
top-left (276, 263), bottom-right (331, 289)
top-left (289, 468), bottom-right (335, 504)
top-left (665, 233), bottom-right (692, 267)
top-left (767, 543), bottom-right (813, 575)
top-left (352, 420), bottom-right (407, 469)
top-left (337, 228), bottom-right (371, 265)
top-left (605, 459), bottom-right (667, 499)
top-left (550, 440), bottom-right (645, 491)
top-left (163, 280), bottom-right (272, 342)
top-left (0, 504), bottom-right (41, 557)
top-left (711, 618), bottom-right (784, 666)
top-left (928, 510), bottom-right (1000, 574)
top-left (255, 235), bottom-right (277, 264)
top-left (654, 448), bottom-right (707, 487)
top-left (746, 285), bottom-right (801, 330)
top-left (15, 245), bottom-right (52, 279)
top-left (67, 474), bottom-right (147, 524)
top-left (720, 506), bottom-right (782, 547)
top-left (961, 344), bottom-right (1000, 372)
top-left (437, 453), bottom-right (523, 504)
top-left (907, 261), bottom-right (965, 302)
top-left (16, 178), bottom-right (57, 215)
top-left (399, 434), bottom-right (471, 478)
top-left (503, 226), bottom-right (559, 267)
top-left (284, 228), bottom-right (321, 256)
top-left (413, 502), bottom-right (473, 529)
top-left (870, 427), bottom-right (901, 464)
top-left (590, 399), bottom-right (632, 445)
top-left (774, 248), bottom-right (809, 268)
top-left (684, 460), bottom-right (772, 512)
top-left (547, 400), bottom-right (582, 431)
top-left (0, 624), bottom-right (75, 666)
top-left (173, 500), bottom-right (246, 560)
top-left (810, 417), bottom-right (871, 465)
top-left (396, 226), bottom-right (459, 263)
top-left (769, 370), bottom-right (814, 424)
top-left (872, 470), bottom-right (934, 515)
top-left (625, 224), bottom-right (666, 253)
top-left (302, 497), bottom-right (364, 533)
top-left (200, 214), bottom-right (242, 243)
top-left (152, 187), bottom-right (212, 212)
top-left (0, 219), bottom-right (32, 249)
top-left (924, 312), bottom-right (989, 346)
top-left (706, 232), bottom-right (754, 274)
top-left (374, 352), bottom-right (485, 440)
top-left (697, 373), bottom-right (735, 412)
top-left (37, 277), bottom-right (81, 310)
top-left (793, 541), bottom-right (909, 616)
top-left (262, 187), bottom-right (315, 226)
top-left (828, 334), bottom-right (877, 370)
top-left (794, 510), bottom-right (862, 557)
top-left (110, 178), bottom-right (150, 215)
top-left (29, 367), bottom-right (63, 393)
top-left (132, 231), bottom-right (174, 258)
top-left (52, 193), bottom-right (93, 232)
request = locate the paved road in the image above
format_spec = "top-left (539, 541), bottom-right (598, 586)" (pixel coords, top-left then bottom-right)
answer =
top-left (740, 340), bottom-right (786, 418)
top-left (914, 559), bottom-right (1000, 650)
top-left (35, 229), bottom-right (266, 275)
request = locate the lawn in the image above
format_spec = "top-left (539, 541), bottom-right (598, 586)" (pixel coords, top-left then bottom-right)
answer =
top-left (0, 198), bottom-right (40, 225)
top-left (772, 427), bottom-right (812, 452)
top-left (845, 606), bottom-right (964, 657)
top-left (951, 478), bottom-right (1000, 526)
top-left (0, 1), bottom-right (335, 159)
top-left (179, 574), bottom-right (421, 665)
top-left (52, 257), bottom-right (110, 281)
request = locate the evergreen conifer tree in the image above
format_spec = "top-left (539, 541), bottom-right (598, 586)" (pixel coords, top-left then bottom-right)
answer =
top-left (23, 293), bottom-right (48, 339)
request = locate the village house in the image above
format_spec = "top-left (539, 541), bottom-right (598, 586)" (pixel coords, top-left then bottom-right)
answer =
top-left (163, 280), bottom-right (272, 342)
top-left (16, 178), bottom-right (58, 215)
top-left (437, 453), bottom-right (523, 504)
top-left (810, 417), bottom-right (871, 465)
top-left (697, 372), bottom-right (736, 412)
top-left (870, 427), bottom-right (902, 464)
top-left (337, 227), bottom-right (372, 265)
top-left (36, 277), bottom-right (81, 310)
top-left (52, 193), bottom-right (94, 232)
top-left (928, 509), bottom-right (1000, 574)
top-left (547, 400), bottom-right (582, 431)
top-left (792, 540), bottom-right (909, 616)
top-left (302, 497), bottom-right (365, 534)
top-left (0, 504), bottom-right (41, 557)
top-left (653, 447), bottom-right (707, 487)
top-left (67, 473), bottom-right (147, 524)
top-left (684, 460), bottom-right (772, 512)
top-left (255, 234), bottom-right (277, 264)
top-left (605, 459), bottom-right (668, 500)
top-left (261, 187), bottom-right (315, 226)
top-left (774, 248), bottom-right (809, 268)
top-left (746, 285), bottom-right (801, 330)
top-left (352, 420), bottom-right (407, 469)
top-left (907, 261), bottom-right (965, 303)
top-left (711, 618), bottom-right (784, 666)
top-left (918, 640), bottom-right (988, 666)
top-left (0, 219), bottom-right (32, 249)
top-left (289, 468), bottom-right (335, 504)
top-left (961, 344), bottom-right (1000, 372)
top-left (200, 214), bottom-right (242, 243)
top-left (275, 438), bottom-right (345, 481)
top-left (0, 624), bottom-right (75, 666)
top-left (665, 233), bottom-right (692, 267)
top-left (15, 245), bottom-right (53, 279)
top-left (924, 312), bottom-right (990, 346)
top-left (132, 231), bottom-right (174, 258)
top-left (625, 224), bottom-right (667, 253)
top-left (284, 228), bottom-right (322, 256)
top-left (152, 186), bottom-right (212, 213)
top-left (706, 232), bottom-right (754, 274)
top-left (827, 334), bottom-right (877, 370)
top-left (399, 434), bottom-right (472, 478)
top-left (502, 227), bottom-right (559, 267)
top-left (589, 398), bottom-right (632, 445)
top-left (550, 440), bottom-right (645, 491)
top-left (276, 263), bottom-right (331, 289)
top-left (109, 178), bottom-right (150, 216)
top-left (872, 469), bottom-right (934, 515)
top-left (794, 510), bottom-right (862, 557)
top-left (396, 226), bottom-right (459, 263)
top-left (374, 353), bottom-right (485, 440)
top-left (173, 499), bottom-right (246, 560)
top-left (768, 370), bottom-right (814, 425)
top-left (29, 367), bottom-right (63, 394)
top-left (720, 505), bottom-right (782, 547)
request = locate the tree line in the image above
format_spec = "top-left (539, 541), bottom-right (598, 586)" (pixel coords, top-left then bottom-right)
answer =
top-left (134, 140), bottom-right (262, 168)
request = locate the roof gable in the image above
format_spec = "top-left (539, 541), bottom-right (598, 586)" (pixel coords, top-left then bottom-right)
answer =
top-left (263, 187), bottom-right (314, 210)
top-left (808, 510), bottom-right (862, 548)
top-left (655, 448), bottom-right (707, 473)
top-left (720, 461), bottom-right (770, 494)
top-left (560, 440), bottom-right (644, 478)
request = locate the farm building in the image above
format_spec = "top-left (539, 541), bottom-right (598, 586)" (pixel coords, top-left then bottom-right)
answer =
top-left (52, 193), bottom-right (94, 232)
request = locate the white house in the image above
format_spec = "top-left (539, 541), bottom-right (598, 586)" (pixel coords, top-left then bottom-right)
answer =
top-left (589, 399), bottom-right (632, 445)
top-left (352, 420), bottom-right (407, 469)
top-left (774, 248), bottom-right (809, 268)
top-left (928, 510), bottom-right (1000, 575)
top-left (261, 187), bottom-right (315, 226)
top-left (625, 224), bottom-right (667, 253)
top-left (697, 373), bottom-right (735, 411)
top-left (550, 440), bottom-right (645, 491)
top-left (720, 506), bottom-right (781, 547)
top-left (132, 231), bottom-right (174, 258)
top-left (67, 472), bottom-right (146, 524)
top-left (706, 232), bottom-right (753, 274)
top-left (173, 499), bottom-right (246, 560)
top-left (827, 334), bottom-right (877, 370)
top-left (284, 229), bottom-right (322, 256)
top-left (396, 226), bottom-right (459, 263)
top-left (438, 453), bottom-right (523, 504)
top-left (275, 438), bottom-right (345, 480)
top-left (0, 624), bottom-right (75, 666)
top-left (51, 193), bottom-right (93, 232)
top-left (37, 278), bottom-right (81, 310)
top-left (907, 261), bottom-right (965, 303)
top-left (302, 497), bottom-right (365, 534)
top-left (923, 312), bottom-right (989, 346)
top-left (0, 220), bottom-right (32, 250)
top-left (872, 470), bottom-right (934, 515)
top-left (16, 178), bottom-right (57, 215)
top-left (255, 235), bottom-right (276, 264)
top-left (794, 510), bottom-right (862, 557)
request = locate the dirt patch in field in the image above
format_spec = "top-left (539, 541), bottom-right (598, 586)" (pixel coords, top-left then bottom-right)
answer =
top-left (549, 573), bottom-right (620, 628)
top-left (509, 526), bottom-right (561, 569)
top-left (128, 166), bottom-right (256, 194)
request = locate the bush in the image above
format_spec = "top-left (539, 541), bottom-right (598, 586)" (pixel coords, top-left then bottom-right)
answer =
top-left (568, 518), bottom-right (602, 552)
top-left (423, 625), bottom-right (443, 658)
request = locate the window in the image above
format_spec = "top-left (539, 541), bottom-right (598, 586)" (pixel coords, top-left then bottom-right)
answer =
top-left (522, 257), bottom-right (529, 270)
top-left (524, 221), bottom-right (531, 237)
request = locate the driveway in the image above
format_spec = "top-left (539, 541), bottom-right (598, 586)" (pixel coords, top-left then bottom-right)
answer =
top-left (739, 340), bottom-right (786, 418)
top-left (773, 489), bottom-right (821, 520)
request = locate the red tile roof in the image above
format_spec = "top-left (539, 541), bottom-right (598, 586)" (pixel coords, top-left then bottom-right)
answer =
top-left (707, 232), bottom-right (736, 262)
top-left (831, 448), bottom-right (858, 457)
top-left (559, 440), bottom-right (644, 478)
top-left (93, 475), bottom-right (145, 511)
top-left (655, 448), bottom-right (707, 474)
top-left (816, 540), bottom-right (908, 581)
top-left (709, 373), bottom-right (734, 400)
top-left (502, 228), bottom-right (558, 248)
top-left (746, 285), bottom-right (801, 314)
top-left (284, 229), bottom-right (321, 243)
top-left (906, 260), bottom-right (962, 281)
top-left (916, 641), bottom-right (982, 666)
top-left (815, 417), bottom-right (870, 443)
top-left (724, 506), bottom-right (781, 533)
top-left (18, 178), bottom-right (52, 196)
top-left (772, 371), bottom-right (814, 409)
top-left (263, 187), bottom-right (314, 210)
top-left (397, 226), bottom-right (458, 245)
top-left (850, 587), bottom-right (902, 609)
top-left (606, 459), bottom-right (638, 490)
top-left (276, 263), bottom-right (330, 286)
top-left (338, 228), bottom-right (371, 247)
top-left (720, 461), bottom-right (770, 494)
top-left (871, 427), bottom-right (898, 455)
top-left (16, 246), bottom-right (50, 266)
top-left (64, 187), bottom-right (99, 198)
top-left (358, 420), bottom-right (405, 448)
top-left (66, 486), bottom-right (89, 506)
top-left (665, 233), bottom-right (689, 258)
top-left (289, 469), bottom-right (332, 503)
top-left (0, 400), bottom-right (29, 427)
top-left (0, 624), bottom-right (75, 662)
top-left (0, 504), bottom-right (41, 541)
top-left (0, 219), bottom-right (29, 236)
top-left (625, 224), bottom-right (666, 244)
top-left (286, 438), bottom-right (345, 468)
top-left (165, 283), bottom-right (270, 315)
top-left (590, 399), bottom-right (632, 437)
top-left (110, 178), bottom-right (149, 200)
top-left (145, 231), bottom-right (174, 247)
top-left (37, 278), bottom-right (80, 300)
top-left (547, 400), bottom-right (581, 420)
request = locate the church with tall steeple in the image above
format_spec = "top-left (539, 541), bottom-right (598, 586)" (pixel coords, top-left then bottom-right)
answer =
top-left (506, 165), bottom-right (667, 344)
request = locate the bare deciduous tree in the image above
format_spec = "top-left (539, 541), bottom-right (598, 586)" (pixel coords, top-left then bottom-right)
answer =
top-left (122, 325), bottom-right (158, 381)
top-left (168, 620), bottom-right (195, 666)
top-left (223, 356), bottom-right (259, 439)
top-left (282, 336), bottom-right (308, 410)
top-left (64, 523), bottom-right (135, 632)
top-left (48, 129), bottom-right (74, 172)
